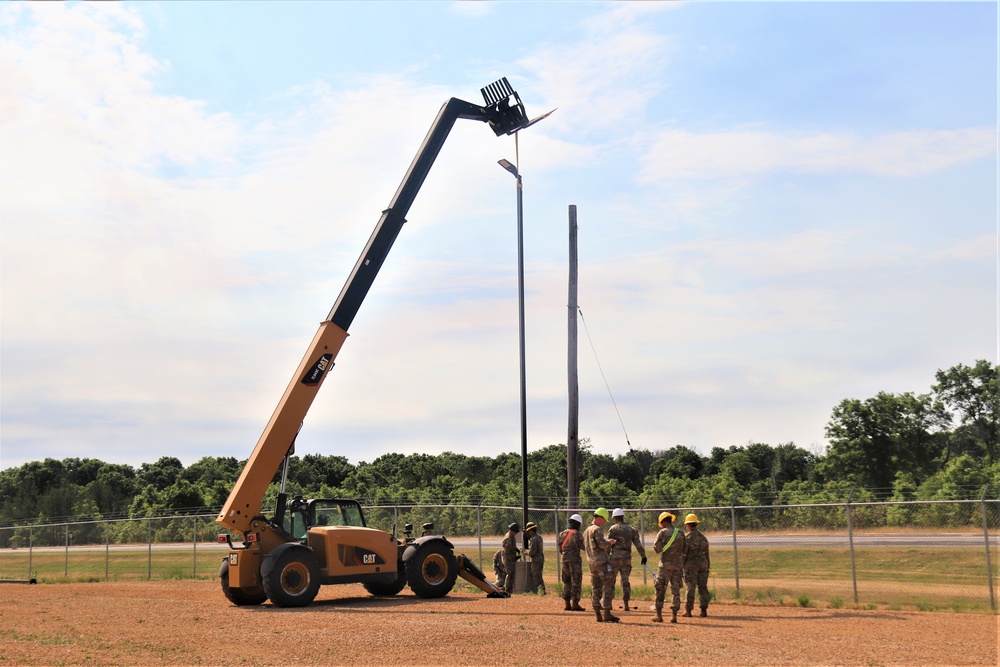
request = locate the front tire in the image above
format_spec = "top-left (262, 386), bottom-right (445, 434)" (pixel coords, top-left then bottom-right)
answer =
top-left (405, 541), bottom-right (457, 599)
top-left (219, 558), bottom-right (267, 606)
top-left (262, 547), bottom-right (321, 608)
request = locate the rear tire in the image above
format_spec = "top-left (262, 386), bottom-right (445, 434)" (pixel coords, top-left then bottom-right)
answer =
top-left (405, 541), bottom-right (457, 599)
top-left (219, 558), bottom-right (267, 606)
top-left (363, 566), bottom-right (407, 597)
top-left (262, 547), bottom-right (321, 608)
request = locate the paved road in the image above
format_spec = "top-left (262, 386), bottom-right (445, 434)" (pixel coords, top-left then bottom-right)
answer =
top-left (6, 532), bottom-right (997, 554)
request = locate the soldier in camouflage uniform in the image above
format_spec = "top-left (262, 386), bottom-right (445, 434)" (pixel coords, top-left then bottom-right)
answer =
top-left (524, 522), bottom-right (546, 595)
top-left (607, 507), bottom-right (647, 611)
top-left (493, 548), bottom-right (506, 590)
top-left (583, 507), bottom-right (619, 623)
top-left (682, 513), bottom-right (710, 617)
top-left (651, 511), bottom-right (687, 623)
top-left (557, 513), bottom-right (585, 611)
top-left (500, 522), bottom-right (521, 594)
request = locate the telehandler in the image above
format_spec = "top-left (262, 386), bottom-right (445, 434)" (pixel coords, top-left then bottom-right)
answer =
top-left (216, 78), bottom-right (546, 607)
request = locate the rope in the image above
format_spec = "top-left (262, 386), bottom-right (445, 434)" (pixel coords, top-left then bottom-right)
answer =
top-left (577, 306), bottom-right (632, 450)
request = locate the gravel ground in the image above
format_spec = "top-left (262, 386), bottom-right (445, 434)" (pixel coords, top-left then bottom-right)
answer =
top-left (0, 580), bottom-right (997, 666)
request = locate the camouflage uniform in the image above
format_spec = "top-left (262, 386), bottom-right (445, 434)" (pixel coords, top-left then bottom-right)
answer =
top-left (493, 549), bottom-right (506, 590)
top-left (557, 526), bottom-right (584, 607)
top-left (583, 522), bottom-right (616, 619)
top-left (652, 523), bottom-right (688, 620)
top-left (607, 519), bottom-right (646, 608)
top-left (683, 526), bottom-right (711, 615)
top-left (501, 530), bottom-right (519, 593)
top-left (527, 532), bottom-right (545, 594)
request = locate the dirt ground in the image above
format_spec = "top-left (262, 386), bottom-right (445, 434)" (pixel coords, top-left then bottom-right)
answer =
top-left (0, 581), bottom-right (996, 667)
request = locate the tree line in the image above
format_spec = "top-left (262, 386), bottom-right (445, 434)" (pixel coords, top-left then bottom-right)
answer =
top-left (1, 360), bottom-right (996, 529)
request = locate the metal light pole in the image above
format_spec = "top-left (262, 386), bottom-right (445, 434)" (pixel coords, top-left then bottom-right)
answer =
top-left (498, 157), bottom-right (529, 550)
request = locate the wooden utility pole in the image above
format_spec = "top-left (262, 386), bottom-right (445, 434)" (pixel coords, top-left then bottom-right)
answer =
top-left (567, 205), bottom-right (579, 510)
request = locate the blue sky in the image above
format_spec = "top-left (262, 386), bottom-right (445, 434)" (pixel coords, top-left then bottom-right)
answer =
top-left (1, 1), bottom-right (996, 471)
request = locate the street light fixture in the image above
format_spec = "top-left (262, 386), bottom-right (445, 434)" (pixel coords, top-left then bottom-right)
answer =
top-left (497, 157), bottom-right (527, 551)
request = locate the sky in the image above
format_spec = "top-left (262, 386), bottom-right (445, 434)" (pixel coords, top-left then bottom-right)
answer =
top-left (0, 1), bottom-right (996, 472)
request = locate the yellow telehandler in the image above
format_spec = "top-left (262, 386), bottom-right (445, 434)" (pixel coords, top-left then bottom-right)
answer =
top-left (216, 77), bottom-right (545, 607)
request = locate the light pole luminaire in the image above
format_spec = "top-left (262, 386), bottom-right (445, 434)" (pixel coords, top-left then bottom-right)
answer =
top-left (498, 157), bottom-right (529, 551)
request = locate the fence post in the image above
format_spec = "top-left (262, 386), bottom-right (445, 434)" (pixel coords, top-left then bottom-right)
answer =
top-left (639, 497), bottom-right (648, 585)
top-left (193, 516), bottom-right (198, 579)
top-left (64, 524), bottom-right (69, 577)
top-left (477, 499), bottom-right (483, 570)
top-left (394, 501), bottom-right (399, 540)
top-left (554, 502), bottom-right (560, 584)
top-left (731, 493), bottom-right (740, 597)
top-left (28, 527), bottom-right (33, 581)
top-left (981, 484), bottom-right (996, 611)
top-left (847, 487), bottom-right (858, 605)
top-left (148, 519), bottom-right (153, 581)
top-left (105, 521), bottom-right (110, 580)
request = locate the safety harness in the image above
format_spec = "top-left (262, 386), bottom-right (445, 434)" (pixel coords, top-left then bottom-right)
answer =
top-left (561, 528), bottom-right (578, 551)
top-left (661, 526), bottom-right (680, 553)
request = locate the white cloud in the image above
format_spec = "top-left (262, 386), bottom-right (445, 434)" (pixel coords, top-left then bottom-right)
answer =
top-left (639, 127), bottom-right (997, 182)
top-left (518, 7), bottom-right (671, 136)
top-left (0, 2), bottom-right (994, 471)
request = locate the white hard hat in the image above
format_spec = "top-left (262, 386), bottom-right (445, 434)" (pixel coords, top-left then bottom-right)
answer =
top-left (612, 508), bottom-right (625, 518)
top-left (569, 513), bottom-right (583, 524)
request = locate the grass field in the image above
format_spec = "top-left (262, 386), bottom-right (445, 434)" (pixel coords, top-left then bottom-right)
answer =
top-left (6, 541), bottom-right (993, 614)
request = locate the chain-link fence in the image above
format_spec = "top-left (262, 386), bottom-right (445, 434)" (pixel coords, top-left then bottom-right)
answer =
top-left (2, 498), bottom-right (996, 613)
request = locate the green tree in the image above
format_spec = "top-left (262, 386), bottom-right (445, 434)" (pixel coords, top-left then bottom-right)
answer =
top-left (137, 457), bottom-right (184, 491)
top-left (934, 360), bottom-right (1000, 464)
top-left (821, 391), bottom-right (948, 490)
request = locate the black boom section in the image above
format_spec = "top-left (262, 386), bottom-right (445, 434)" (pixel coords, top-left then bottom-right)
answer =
top-left (327, 94), bottom-right (521, 331)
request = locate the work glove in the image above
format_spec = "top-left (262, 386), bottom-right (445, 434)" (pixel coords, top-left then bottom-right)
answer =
top-left (641, 556), bottom-right (647, 565)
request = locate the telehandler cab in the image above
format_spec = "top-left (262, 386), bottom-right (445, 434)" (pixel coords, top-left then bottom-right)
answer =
top-left (216, 77), bottom-right (547, 607)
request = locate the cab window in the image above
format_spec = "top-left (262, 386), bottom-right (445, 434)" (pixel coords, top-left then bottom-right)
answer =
top-left (341, 503), bottom-right (365, 527)
top-left (312, 500), bottom-right (365, 528)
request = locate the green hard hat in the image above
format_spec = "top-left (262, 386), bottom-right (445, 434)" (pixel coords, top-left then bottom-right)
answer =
top-left (594, 507), bottom-right (610, 521)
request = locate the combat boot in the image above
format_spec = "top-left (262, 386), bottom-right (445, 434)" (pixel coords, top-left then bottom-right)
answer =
top-left (595, 609), bottom-right (604, 623)
top-left (700, 608), bottom-right (708, 617)
top-left (571, 600), bottom-right (585, 611)
top-left (621, 597), bottom-right (630, 610)
top-left (683, 608), bottom-right (693, 617)
top-left (671, 610), bottom-right (678, 624)
top-left (564, 598), bottom-right (572, 611)
top-left (603, 609), bottom-right (620, 623)
top-left (652, 608), bottom-right (663, 623)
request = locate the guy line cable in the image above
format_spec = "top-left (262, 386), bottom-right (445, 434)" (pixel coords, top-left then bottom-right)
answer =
top-left (577, 306), bottom-right (632, 451)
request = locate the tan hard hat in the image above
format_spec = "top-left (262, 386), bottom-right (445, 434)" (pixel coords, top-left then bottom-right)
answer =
top-left (685, 513), bottom-right (699, 524)
top-left (658, 511), bottom-right (675, 524)
top-left (524, 522), bottom-right (538, 532)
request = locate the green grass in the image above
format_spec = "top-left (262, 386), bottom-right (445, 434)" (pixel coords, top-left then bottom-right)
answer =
top-left (0, 546), bottom-right (223, 582)
top-left (3, 542), bottom-right (996, 614)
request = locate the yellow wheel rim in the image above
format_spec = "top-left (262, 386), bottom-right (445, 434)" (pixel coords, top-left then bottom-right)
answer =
top-left (421, 553), bottom-right (449, 586)
top-left (280, 561), bottom-right (311, 595)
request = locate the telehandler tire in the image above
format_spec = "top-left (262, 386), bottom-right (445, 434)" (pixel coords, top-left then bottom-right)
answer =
top-left (405, 541), bottom-right (457, 599)
top-left (363, 570), bottom-right (407, 597)
top-left (262, 546), bottom-right (321, 607)
top-left (219, 559), bottom-right (267, 606)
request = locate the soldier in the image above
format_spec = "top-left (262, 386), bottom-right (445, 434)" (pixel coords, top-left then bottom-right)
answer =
top-left (525, 522), bottom-right (546, 595)
top-left (651, 511), bottom-right (687, 623)
top-left (421, 522), bottom-right (434, 536)
top-left (583, 507), bottom-right (619, 623)
top-left (557, 513), bottom-right (586, 611)
top-left (683, 513), bottom-right (711, 617)
top-left (493, 548), bottom-right (506, 590)
top-left (501, 522), bottom-right (521, 594)
top-left (607, 507), bottom-right (647, 611)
